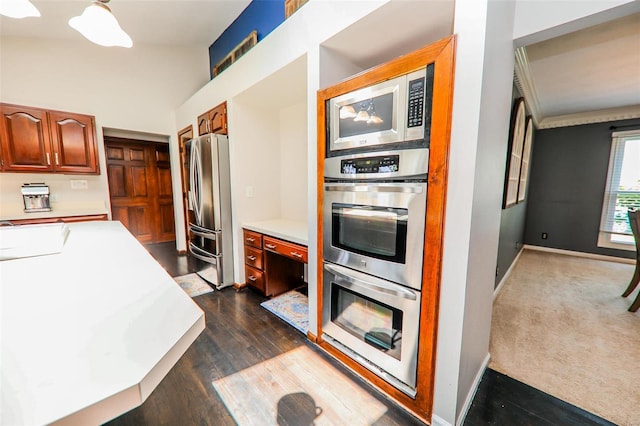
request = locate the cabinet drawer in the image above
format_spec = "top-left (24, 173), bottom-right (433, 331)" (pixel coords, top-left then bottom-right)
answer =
top-left (263, 236), bottom-right (308, 263)
top-left (245, 246), bottom-right (263, 269)
top-left (243, 229), bottom-right (262, 249)
top-left (245, 265), bottom-right (264, 293)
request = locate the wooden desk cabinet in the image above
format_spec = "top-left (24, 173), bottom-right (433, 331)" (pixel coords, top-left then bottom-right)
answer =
top-left (243, 228), bottom-right (307, 297)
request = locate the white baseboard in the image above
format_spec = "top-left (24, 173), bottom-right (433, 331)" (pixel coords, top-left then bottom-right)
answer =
top-left (523, 244), bottom-right (635, 265)
top-left (455, 353), bottom-right (490, 426)
top-left (494, 247), bottom-right (525, 300)
top-left (431, 414), bottom-right (453, 426)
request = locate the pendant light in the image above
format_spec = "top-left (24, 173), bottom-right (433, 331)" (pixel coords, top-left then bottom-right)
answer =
top-left (68, 0), bottom-right (132, 48)
top-left (0, 0), bottom-right (40, 19)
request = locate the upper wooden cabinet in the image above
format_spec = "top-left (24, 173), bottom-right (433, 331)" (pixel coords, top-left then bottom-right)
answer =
top-left (197, 101), bottom-right (227, 136)
top-left (0, 103), bottom-right (99, 174)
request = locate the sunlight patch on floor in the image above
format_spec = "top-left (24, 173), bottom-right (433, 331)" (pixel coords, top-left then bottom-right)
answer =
top-left (211, 346), bottom-right (388, 425)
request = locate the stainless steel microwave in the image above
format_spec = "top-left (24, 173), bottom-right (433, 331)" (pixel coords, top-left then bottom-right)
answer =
top-left (326, 64), bottom-right (433, 156)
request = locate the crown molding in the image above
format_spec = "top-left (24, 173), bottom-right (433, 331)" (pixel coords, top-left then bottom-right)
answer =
top-left (537, 105), bottom-right (640, 129)
top-left (513, 46), bottom-right (542, 126)
top-left (514, 45), bottom-right (640, 130)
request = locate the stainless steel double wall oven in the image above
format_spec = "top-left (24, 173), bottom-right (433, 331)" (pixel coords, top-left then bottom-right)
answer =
top-left (322, 64), bottom-right (434, 398)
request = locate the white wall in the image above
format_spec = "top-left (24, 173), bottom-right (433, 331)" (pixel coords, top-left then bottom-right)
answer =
top-left (0, 37), bottom-right (208, 222)
top-left (279, 102), bottom-right (308, 223)
top-left (432, 1), bottom-right (640, 425)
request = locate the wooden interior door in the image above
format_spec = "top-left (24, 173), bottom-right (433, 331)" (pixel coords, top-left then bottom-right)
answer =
top-left (177, 126), bottom-right (193, 250)
top-left (105, 137), bottom-right (176, 244)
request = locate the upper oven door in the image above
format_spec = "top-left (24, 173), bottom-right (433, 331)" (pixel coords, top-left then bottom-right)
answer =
top-left (323, 181), bottom-right (427, 290)
top-left (329, 74), bottom-right (406, 154)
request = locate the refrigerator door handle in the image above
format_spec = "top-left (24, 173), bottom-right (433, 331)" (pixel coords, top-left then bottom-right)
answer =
top-left (189, 140), bottom-right (203, 226)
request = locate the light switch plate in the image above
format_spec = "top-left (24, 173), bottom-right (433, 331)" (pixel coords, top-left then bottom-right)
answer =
top-left (70, 179), bottom-right (88, 190)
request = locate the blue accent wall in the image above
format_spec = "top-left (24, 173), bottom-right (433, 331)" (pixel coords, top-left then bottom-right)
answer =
top-left (208, 0), bottom-right (285, 79)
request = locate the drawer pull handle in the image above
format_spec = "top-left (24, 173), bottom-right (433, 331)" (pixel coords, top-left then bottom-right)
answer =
top-left (291, 252), bottom-right (303, 259)
top-left (247, 255), bottom-right (256, 261)
top-left (265, 243), bottom-right (277, 249)
top-left (246, 237), bottom-right (255, 242)
top-left (248, 275), bottom-right (257, 281)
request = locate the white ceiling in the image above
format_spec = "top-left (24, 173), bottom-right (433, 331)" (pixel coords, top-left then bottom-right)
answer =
top-left (1, 1), bottom-right (638, 128)
top-left (516, 12), bottom-right (640, 128)
top-left (0, 0), bottom-right (252, 48)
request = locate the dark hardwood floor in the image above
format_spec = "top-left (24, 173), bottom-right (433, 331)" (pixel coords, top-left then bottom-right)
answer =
top-left (464, 369), bottom-right (616, 426)
top-left (107, 242), bottom-right (615, 426)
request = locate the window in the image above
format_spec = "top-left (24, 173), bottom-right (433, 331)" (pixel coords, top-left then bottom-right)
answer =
top-left (598, 130), bottom-right (640, 250)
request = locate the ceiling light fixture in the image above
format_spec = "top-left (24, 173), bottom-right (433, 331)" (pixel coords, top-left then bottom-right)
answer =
top-left (0, 0), bottom-right (40, 19)
top-left (69, 0), bottom-right (132, 48)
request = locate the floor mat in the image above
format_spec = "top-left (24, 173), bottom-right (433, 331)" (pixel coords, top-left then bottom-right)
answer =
top-left (260, 289), bottom-right (309, 334)
top-left (174, 273), bottom-right (214, 297)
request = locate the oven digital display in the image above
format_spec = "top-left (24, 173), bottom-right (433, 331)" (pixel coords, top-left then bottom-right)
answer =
top-left (340, 155), bottom-right (400, 175)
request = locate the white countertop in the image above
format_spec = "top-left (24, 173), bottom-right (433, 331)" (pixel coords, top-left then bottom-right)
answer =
top-left (0, 221), bottom-right (205, 425)
top-left (243, 219), bottom-right (308, 246)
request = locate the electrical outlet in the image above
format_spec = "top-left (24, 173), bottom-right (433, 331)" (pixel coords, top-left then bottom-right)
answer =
top-left (70, 179), bottom-right (88, 190)
top-left (541, 232), bottom-right (548, 239)
top-left (245, 186), bottom-right (254, 198)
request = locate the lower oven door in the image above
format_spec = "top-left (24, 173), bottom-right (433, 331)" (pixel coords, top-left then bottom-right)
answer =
top-left (322, 262), bottom-right (420, 397)
top-left (323, 181), bottom-right (426, 290)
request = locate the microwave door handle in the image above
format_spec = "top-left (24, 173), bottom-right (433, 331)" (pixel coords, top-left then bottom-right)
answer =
top-left (324, 263), bottom-right (417, 301)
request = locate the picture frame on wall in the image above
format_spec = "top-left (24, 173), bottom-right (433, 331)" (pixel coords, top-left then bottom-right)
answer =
top-left (503, 97), bottom-right (526, 209)
top-left (517, 116), bottom-right (534, 203)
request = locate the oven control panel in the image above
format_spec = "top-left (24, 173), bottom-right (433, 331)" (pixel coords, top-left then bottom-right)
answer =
top-left (341, 155), bottom-right (400, 175)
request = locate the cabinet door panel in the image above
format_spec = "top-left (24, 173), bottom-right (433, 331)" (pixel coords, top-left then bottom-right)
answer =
top-left (0, 105), bottom-right (52, 172)
top-left (131, 166), bottom-right (149, 197)
top-left (197, 112), bottom-right (209, 135)
top-left (107, 165), bottom-right (127, 197)
top-left (112, 206), bottom-right (129, 228)
top-left (128, 205), bottom-right (154, 243)
top-left (209, 102), bottom-right (227, 135)
top-left (48, 111), bottom-right (98, 174)
top-left (158, 201), bottom-right (176, 242)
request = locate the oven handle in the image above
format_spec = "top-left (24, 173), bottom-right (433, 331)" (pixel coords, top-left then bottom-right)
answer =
top-left (324, 184), bottom-right (423, 193)
top-left (324, 263), bottom-right (417, 301)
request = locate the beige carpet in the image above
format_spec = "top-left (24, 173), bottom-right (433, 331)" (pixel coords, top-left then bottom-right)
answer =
top-left (490, 250), bottom-right (640, 426)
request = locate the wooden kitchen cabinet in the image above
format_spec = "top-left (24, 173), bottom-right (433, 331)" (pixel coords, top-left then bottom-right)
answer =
top-left (242, 228), bottom-right (306, 297)
top-left (197, 101), bottom-right (227, 136)
top-left (0, 103), bottom-right (99, 174)
top-left (48, 111), bottom-right (99, 174)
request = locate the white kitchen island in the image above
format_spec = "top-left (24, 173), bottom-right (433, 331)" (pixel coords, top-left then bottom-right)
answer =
top-left (0, 221), bottom-right (205, 425)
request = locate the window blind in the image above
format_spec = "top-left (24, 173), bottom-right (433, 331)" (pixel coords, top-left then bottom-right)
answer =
top-left (599, 130), bottom-right (640, 236)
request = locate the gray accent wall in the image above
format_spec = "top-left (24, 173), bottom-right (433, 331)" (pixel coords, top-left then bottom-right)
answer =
top-left (523, 118), bottom-right (640, 259)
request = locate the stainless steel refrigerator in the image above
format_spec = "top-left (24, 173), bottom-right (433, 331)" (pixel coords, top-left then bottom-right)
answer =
top-left (185, 134), bottom-right (233, 289)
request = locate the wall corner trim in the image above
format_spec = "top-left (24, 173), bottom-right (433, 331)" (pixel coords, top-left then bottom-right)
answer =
top-left (494, 246), bottom-right (525, 300)
top-left (431, 414), bottom-right (453, 426)
top-left (455, 353), bottom-right (490, 426)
